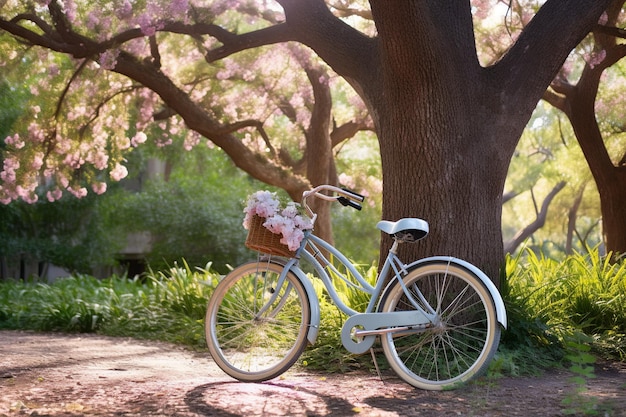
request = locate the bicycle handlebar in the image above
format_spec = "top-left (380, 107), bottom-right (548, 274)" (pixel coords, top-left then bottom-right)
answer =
top-left (302, 185), bottom-right (365, 219)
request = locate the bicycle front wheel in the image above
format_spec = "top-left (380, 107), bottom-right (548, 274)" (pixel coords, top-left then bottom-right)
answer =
top-left (379, 261), bottom-right (501, 390)
top-left (205, 260), bottom-right (311, 382)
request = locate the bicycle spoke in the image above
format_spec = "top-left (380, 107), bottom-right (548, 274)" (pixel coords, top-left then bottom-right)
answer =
top-left (381, 262), bottom-right (500, 390)
top-left (206, 261), bottom-right (310, 382)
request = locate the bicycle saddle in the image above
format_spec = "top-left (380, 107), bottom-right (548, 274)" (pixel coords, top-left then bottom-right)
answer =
top-left (376, 218), bottom-right (429, 243)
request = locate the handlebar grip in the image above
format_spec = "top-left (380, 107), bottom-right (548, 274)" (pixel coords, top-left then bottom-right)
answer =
top-left (341, 187), bottom-right (365, 202)
top-left (338, 196), bottom-right (362, 210)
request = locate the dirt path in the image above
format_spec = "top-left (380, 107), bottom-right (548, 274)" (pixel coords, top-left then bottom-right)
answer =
top-left (0, 330), bottom-right (624, 416)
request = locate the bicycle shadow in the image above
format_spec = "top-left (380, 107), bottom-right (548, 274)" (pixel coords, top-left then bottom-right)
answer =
top-left (185, 380), bottom-right (362, 417)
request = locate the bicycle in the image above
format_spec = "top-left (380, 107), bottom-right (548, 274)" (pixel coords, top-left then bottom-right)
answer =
top-left (205, 185), bottom-right (507, 390)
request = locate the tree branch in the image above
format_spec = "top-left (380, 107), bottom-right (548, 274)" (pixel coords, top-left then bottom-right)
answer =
top-left (204, 23), bottom-right (294, 62)
top-left (330, 120), bottom-right (372, 148)
top-left (503, 181), bottom-right (567, 254)
top-left (492, 0), bottom-right (611, 106)
top-left (595, 24), bottom-right (626, 39)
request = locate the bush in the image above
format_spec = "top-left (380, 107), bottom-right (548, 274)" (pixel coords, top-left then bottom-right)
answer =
top-left (0, 193), bottom-right (125, 276)
top-left (503, 248), bottom-right (626, 362)
top-left (1, 248), bottom-right (623, 375)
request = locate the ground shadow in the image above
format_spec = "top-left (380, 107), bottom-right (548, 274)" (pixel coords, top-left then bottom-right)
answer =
top-left (185, 380), bottom-right (361, 417)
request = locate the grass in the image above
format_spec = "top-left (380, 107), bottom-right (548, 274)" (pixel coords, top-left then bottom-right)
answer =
top-left (0, 249), bottom-right (624, 377)
top-left (503, 248), bottom-right (626, 362)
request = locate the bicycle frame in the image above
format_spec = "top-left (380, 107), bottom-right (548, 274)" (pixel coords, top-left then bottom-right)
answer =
top-left (258, 229), bottom-right (431, 354)
top-left (262, 228), bottom-right (507, 355)
top-left (254, 184), bottom-right (507, 355)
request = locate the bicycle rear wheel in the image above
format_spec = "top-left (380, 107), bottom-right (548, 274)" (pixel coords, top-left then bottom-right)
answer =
top-left (205, 260), bottom-right (311, 382)
top-left (379, 261), bottom-right (500, 390)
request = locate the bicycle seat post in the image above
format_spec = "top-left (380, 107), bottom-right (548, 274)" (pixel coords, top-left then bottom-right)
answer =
top-left (389, 239), bottom-right (401, 255)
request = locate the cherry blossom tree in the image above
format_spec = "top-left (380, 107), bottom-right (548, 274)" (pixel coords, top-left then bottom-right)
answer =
top-left (0, 0), bottom-right (372, 244)
top-left (0, 0), bottom-right (614, 279)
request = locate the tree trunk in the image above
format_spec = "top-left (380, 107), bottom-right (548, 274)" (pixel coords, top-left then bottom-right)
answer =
top-left (359, 1), bottom-right (609, 280)
top-left (566, 184), bottom-right (587, 254)
top-left (568, 47), bottom-right (626, 256)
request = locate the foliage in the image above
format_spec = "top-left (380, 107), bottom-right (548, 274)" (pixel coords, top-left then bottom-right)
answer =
top-left (0, 263), bottom-right (218, 348)
top-left (0, 77), bottom-right (28, 141)
top-left (503, 248), bottom-right (626, 361)
top-left (1, 249), bottom-right (624, 376)
top-left (107, 148), bottom-right (260, 274)
top-left (0, 191), bottom-right (125, 275)
top-left (0, 1), bottom-right (371, 205)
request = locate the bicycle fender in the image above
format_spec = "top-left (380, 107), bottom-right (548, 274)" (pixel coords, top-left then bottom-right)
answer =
top-left (265, 258), bottom-right (321, 345)
top-left (400, 256), bottom-right (507, 329)
top-left (289, 267), bottom-right (321, 344)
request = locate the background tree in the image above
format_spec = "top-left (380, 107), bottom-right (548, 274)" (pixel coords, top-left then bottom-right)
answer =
top-left (543, 1), bottom-right (626, 257)
top-left (0, 0), bottom-right (613, 280)
top-left (476, 0), bottom-right (626, 258)
top-left (501, 103), bottom-right (603, 256)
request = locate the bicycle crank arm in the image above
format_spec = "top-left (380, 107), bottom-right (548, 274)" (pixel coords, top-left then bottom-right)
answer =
top-left (341, 310), bottom-right (432, 354)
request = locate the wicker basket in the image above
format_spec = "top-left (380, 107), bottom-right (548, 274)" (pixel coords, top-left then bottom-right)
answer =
top-left (245, 214), bottom-right (295, 258)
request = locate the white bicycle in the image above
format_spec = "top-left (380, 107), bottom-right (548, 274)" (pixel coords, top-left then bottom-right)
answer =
top-left (205, 185), bottom-right (507, 390)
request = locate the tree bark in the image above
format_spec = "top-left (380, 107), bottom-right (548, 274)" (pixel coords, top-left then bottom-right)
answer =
top-left (359, 0), bottom-right (608, 279)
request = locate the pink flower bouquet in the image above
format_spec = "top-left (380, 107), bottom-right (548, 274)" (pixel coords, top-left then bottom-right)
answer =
top-left (243, 191), bottom-right (313, 251)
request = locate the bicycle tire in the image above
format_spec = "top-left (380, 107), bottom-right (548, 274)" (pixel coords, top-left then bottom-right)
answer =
top-left (379, 261), bottom-right (501, 390)
top-left (205, 260), bottom-right (311, 382)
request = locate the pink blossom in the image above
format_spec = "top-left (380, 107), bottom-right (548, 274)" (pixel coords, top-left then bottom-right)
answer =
top-left (2, 156), bottom-right (20, 182)
top-left (87, 10), bottom-right (101, 30)
top-left (54, 136), bottom-right (72, 154)
top-left (64, 0), bottom-right (77, 23)
top-left (170, 0), bottom-right (189, 19)
top-left (92, 151), bottom-right (109, 170)
top-left (5, 133), bottom-right (25, 149)
top-left (131, 132), bottom-right (147, 146)
top-left (28, 123), bottom-right (46, 143)
top-left (156, 137), bottom-right (173, 147)
top-left (32, 152), bottom-right (45, 170)
top-left (110, 163), bottom-right (128, 181)
top-left (598, 12), bottom-right (609, 25)
top-left (92, 182), bottom-right (107, 195)
top-left (183, 133), bottom-right (200, 151)
top-left (137, 13), bottom-right (157, 36)
top-left (68, 186), bottom-right (88, 198)
top-left (20, 191), bottom-right (38, 204)
top-left (116, 136), bottom-right (131, 150)
top-left (116, 0), bottom-right (133, 20)
top-left (338, 173), bottom-right (356, 189)
top-left (16, 184), bottom-right (37, 203)
top-left (243, 191), bottom-right (313, 251)
top-left (47, 188), bottom-right (63, 202)
top-left (99, 49), bottom-right (120, 70)
top-left (57, 174), bottom-right (69, 189)
top-left (588, 49), bottom-right (606, 69)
